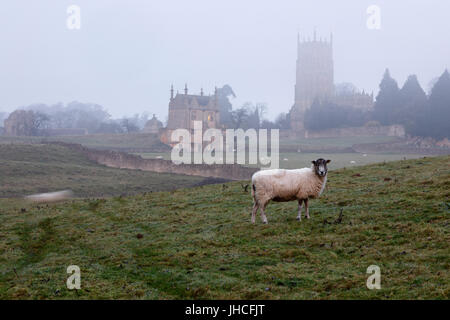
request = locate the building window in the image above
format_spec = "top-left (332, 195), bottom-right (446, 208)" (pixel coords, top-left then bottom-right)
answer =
top-left (208, 114), bottom-right (213, 121)
top-left (191, 112), bottom-right (196, 120)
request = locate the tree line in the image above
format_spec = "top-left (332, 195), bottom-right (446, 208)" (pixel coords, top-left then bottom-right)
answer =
top-left (214, 84), bottom-right (290, 130)
top-left (0, 102), bottom-right (154, 136)
top-left (304, 69), bottom-right (450, 140)
top-left (0, 83), bottom-right (291, 136)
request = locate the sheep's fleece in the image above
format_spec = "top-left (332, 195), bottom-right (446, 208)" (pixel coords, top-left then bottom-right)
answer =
top-left (251, 168), bottom-right (327, 203)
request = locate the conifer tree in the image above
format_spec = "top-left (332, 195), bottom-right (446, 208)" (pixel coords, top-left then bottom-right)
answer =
top-left (373, 69), bottom-right (400, 125)
top-left (398, 75), bottom-right (428, 135)
top-left (426, 69), bottom-right (450, 139)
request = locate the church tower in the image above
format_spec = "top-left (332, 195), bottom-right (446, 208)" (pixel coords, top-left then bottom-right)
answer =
top-left (290, 31), bottom-right (334, 131)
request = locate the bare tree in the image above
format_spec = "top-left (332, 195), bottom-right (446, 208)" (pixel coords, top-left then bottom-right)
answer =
top-left (120, 118), bottom-right (140, 133)
top-left (230, 104), bottom-right (250, 129)
top-left (31, 112), bottom-right (50, 135)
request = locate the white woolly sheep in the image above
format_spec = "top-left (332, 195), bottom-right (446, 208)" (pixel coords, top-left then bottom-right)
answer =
top-left (25, 190), bottom-right (73, 203)
top-left (251, 158), bottom-right (331, 224)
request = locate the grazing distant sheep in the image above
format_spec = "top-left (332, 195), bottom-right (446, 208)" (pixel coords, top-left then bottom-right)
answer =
top-left (25, 190), bottom-right (73, 203)
top-left (251, 158), bottom-right (331, 224)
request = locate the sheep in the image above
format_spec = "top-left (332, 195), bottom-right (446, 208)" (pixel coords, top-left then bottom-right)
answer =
top-left (25, 190), bottom-right (73, 203)
top-left (250, 158), bottom-right (331, 224)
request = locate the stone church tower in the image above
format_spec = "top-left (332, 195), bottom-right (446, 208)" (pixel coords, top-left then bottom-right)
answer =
top-left (290, 32), bottom-right (334, 131)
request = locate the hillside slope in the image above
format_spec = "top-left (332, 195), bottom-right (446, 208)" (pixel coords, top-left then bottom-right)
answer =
top-left (0, 133), bottom-right (170, 153)
top-left (0, 156), bottom-right (448, 299)
top-left (0, 144), bottom-right (208, 198)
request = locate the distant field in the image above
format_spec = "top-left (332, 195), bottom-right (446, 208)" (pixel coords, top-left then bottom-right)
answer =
top-left (272, 152), bottom-right (427, 169)
top-left (0, 144), bottom-right (209, 198)
top-left (0, 133), bottom-right (436, 173)
top-left (134, 135), bottom-right (429, 169)
top-left (0, 134), bottom-right (400, 153)
top-left (0, 133), bottom-right (169, 153)
top-left (136, 151), bottom-right (428, 170)
top-left (0, 156), bottom-right (448, 299)
top-left (279, 135), bottom-right (400, 148)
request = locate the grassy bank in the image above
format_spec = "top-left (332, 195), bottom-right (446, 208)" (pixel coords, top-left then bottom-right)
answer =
top-left (0, 133), bottom-right (169, 153)
top-left (0, 144), bottom-right (208, 198)
top-left (0, 156), bottom-right (448, 299)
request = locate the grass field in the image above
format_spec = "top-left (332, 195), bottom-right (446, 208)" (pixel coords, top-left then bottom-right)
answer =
top-left (134, 134), bottom-right (430, 169)
top-left (136, 151), bottom-right (427, 170)
top-left (0, 133), bottom-right (169, 153)
top-left (279, 135), bottom-right (400, 148)
top-left (0, 156), bottom-right (448, 299)
top-left (0, 134), bottom-right (401, 154)
top-left (1, 134), bottom-right (439, 171)
top-left (0, 144), bottom-right (208, 198)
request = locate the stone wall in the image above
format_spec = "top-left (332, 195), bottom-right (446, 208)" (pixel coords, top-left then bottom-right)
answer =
top-left (49, 142), bottom-right (258, 181)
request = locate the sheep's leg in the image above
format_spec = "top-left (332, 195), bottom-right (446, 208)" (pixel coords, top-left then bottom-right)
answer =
top-left (260, 202), bottom-right (268, 224)
top-left (251, 203), bottom-right (259, 224)
top-left (304, 198), bottom-right (310, 219)
top-left (296, 199), bottom-right (303, 221)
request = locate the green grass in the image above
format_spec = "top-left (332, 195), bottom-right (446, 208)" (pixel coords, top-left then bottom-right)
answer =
top-left (0, 156), bottom-right (448, 299)
top-left (136, 151), bottom-right (428, 170)
top-left (280, 135), bottom-right (400, 148)
top-left (135, 134), bottom-right (429, 169)
top-left (273, 152), bottom-right (427, 169)
top-left (0, 133), bottom-right (169, 153)
top-left (0, 134), bottom-right (400, 154)
top-left (2, 134), bottom-right (435, 171)
top-left (0, 144), bottom-right (208, 198)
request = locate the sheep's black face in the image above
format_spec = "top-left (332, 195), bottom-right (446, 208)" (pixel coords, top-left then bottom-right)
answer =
top-left (312, 158), bottom-right (331, 177)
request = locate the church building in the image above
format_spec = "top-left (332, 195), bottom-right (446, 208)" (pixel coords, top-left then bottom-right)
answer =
top-left (160, 84), bottom-right (221, 145)
top-left (167, 84), bottom-right (220, 133)
top-left (289, 31), bottom-right (373, 132)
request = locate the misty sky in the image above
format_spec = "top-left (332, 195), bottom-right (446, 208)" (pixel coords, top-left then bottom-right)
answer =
top-left (0, 0), bottom-right (449, 121)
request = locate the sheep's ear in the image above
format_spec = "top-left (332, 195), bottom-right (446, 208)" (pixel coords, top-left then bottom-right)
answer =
top-left (326, 159), bottom-right (331, 164)
top-left (311, 160), bottom-right (316, 165)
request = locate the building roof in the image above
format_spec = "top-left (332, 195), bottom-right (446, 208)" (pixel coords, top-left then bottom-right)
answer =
top-left (171, 93), bottom-right (218, 110)
top-left (181, 94), bottom-right (211, 106)
top-left (145, 114), bottom-right (163, 127)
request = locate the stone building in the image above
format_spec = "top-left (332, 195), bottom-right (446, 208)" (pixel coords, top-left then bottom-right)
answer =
top-left (289, 32), bottom-right (374, 133)
top-left (3, 110), bottom-right (36, 136)
top-left (160, 84), bottom-right (220, 145)
top-left (334, 90), bottom-right (374, 111)
top-left (167, 84), bottom-right (220, 132)
top-left (142, 114), bottom-right (163, 134)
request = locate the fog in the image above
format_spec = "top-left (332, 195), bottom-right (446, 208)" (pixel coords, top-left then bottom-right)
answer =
top-left (0, 0), bottom-right (448, 120)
